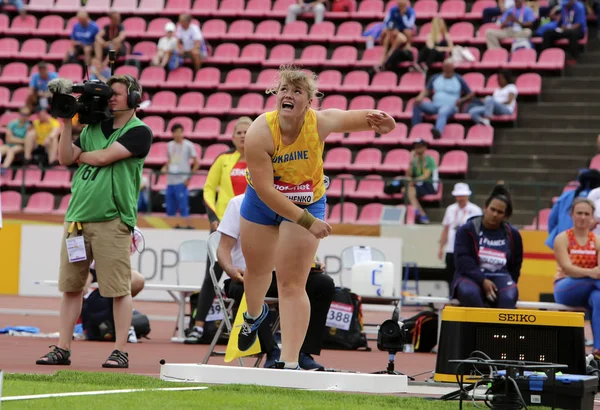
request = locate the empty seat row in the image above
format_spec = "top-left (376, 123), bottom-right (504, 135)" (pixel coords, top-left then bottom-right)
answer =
top-left (523, 208), bottom-right (551, 231)
top-left (2, 167), bottom-right (72, 190)
top-left (145, 142), bottom-right (229, 167)
top-left (1, 190), bottom-right (70, 214)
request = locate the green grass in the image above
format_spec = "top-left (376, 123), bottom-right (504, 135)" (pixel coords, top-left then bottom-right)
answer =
top-left (1, 371), bottom-right (541, 409)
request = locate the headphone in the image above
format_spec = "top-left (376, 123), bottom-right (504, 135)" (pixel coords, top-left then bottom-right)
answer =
top-left (123, 74), bottom-right (142, 109)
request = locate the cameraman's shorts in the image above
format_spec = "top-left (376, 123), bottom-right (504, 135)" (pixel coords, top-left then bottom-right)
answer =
top-left (58, 218), bottom-right (132, 298)
top-left (165, 183), bottom-right (190, 217)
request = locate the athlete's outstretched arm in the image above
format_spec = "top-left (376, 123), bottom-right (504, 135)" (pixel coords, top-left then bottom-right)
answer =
top-left (317, 109), bottom-right (396, 138)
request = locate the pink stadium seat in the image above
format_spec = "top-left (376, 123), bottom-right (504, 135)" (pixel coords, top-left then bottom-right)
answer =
top-left (466, 0), bottom-right (496, 19)
top-left (321, 95), bottom-right (348, 110)
top-left (145, 142), bottom-right (168, 166)
top-left (0, 112), bottom-right (20, 133)
top-left (201, 93), bottom-right (233, 115)
top-left (352, 0), bottom-right (384, 18)
top-left (166, 67), bottom-right (194, 88)
top-left (408, 123), bottom-right (435, 144)
top-left (263, 44), bottom-right (295, 67)
top-left (85, 0), bottom-right (111, 12)
top-left (218, 119), bottom-right (238, 141)
top-left (478, 48), bottom-right (509, 70)
top-left (219, 68), bottom-right (252, 91)
top-left (193, 67), bottom-right (221, 89)
top-left (146, 91), bottom-right (177, 114)
top-left (426, 149), bottom-right (440, 166)
top-left (264, 94), bottom-right (278, 111)
top-left (317, 70), bottom-right (343, 92)
top-left (341, 71), bottom-right (370, 93)
top-left (374, 123), bottom-right (408, 146)
top-left (254, 20), bottom-right (282, 41)
top-left (326, 0), bottom-right (356, 18)
top-left (449, 22), bottom-right (474, 43)
top-left (349, 95), bottom-right (375, 110)
top-left (46, 39), bottom-right (70, 61)
top-left (250, 69), bottom-right (279, 91)
top-left (10, 14), bottom-right (37, 36)
top-left (0, 14), bottom-right (8, 35)
top-left (357, 203), bottom-right (384, 225)
top-left (463, 124), bottom-right (494, 147)
top-left (439, 150), bottom-right (469, 175)
top-left (346, 130), bottom-right (376, 145)
top-left (516, 73), bottom-right (542, 96)
top-left (140, 116), bottom-right (165, 137)
top-left (351, 176), bottom-right (385, 200)
top-left (454, 47), bottom-right (481, 69)
top-left (245, 0), bottom-right (272, 17)
top-left (590, 155), bottom-right (600, 170)
top-left (231, 93), bottom-right (264, 116)
top-left (376, 95), bottom-right (404, 119)
top-left (504, 48), bottom-right (536, 70)
top-left (527, 208), bottom-right (551, 231)
top-left (201, 144), bottom-right (230, 167)
top-left (165, 117), bottom-right (194, 138)
top-left (112, 0), bottom-right (139, 12)
top-left (54, 194), bottom-right (72, 215)
top-left (323, 46), bottom-right (358, 67)
top-left (37, 168), bottom-right (72, 190)
top-left (114, 65), bottom-right (140, 78)
top-left (324, 147), bottom-right (352, 171)
top-left (164, 0), bottom-right (192, 15)
top-left (0, 38), bottom-right (19, 59)
top-left (187, 174), bottom-right (207, 191)
top-left (281, 21), bottom-right (308, 42)
top-left (226, 20), bottom-right (254, 41)
top-left (173, 92), bottom-right (205, 115)
top-left (327, 174), bottom-right (356, 198)
top-left (36, 15), bottom-right (65, 37)
top-left (536, 48), bottom-right (565, 71)
top-left (0, 87), bottom-right (9, 108)
top-left (297, 45), bottom-right (328, 67)
top-left (349, 148), bottom-right (382, 172)
top-left (473, 22), bottom-right (500, 45)
top-left (397, 72), bottom-right (425, 93)
top-left (192, 0), bottom-right (217, 16)
top-left (27, 0), bottom-right (55, 12)
top-left (439, 0), bottom-right (466, 19)
top-left (122, 17), bottom-right (147, 39)
top-left (482, 73), bottom-right (499, 94)
top-left (332, 21), bottom-right (363, 43)
top-left (379, 149), bottom-right (410, 173)
top-left (30, 63), bottom-right (57, 76)
top-left (7, 167), bottom-right (43, 189)
top-left (416, 22), bottom-right (432, 42)
top-left (139, 66), bottom-right (166, 88)
top-left (191, 117), bottom-right (221, 141)
top-left (216, 0), bottom-right (245, 17)
top-left (58, 64), bottom-right (83, 83)
top-left (137, 0), bottom-right (165, 15)
top-left (271, 0), bottom-right (296, 18)
top-left (6, 87), bottom-right (29, 109)
top-left (420, 181), bottom-right (443, 203)
top-left (0, 63), bottom-right (29, 85)
top-left (308, 21), bottom-right (336, 42)
top-left (152, 174), bottom-right (169, 191)
top-left (238, 43), bottom-right (267, 65)
top-left (54, 0), bottom-right (80, 11)
top-left (413, 0), bottom-right (438, 19)
top-left (328, 202), bottom-right (358, 224)
top-left (1, 191), bottom-right (22, 212)
top-left (437, 123), bottom-right (465, 147)
top-left (462, 72), bottom-right (485, 94)
top-left (370, 71), bottom-right (398, 93)
top-left (209, 43), bottom-right (240, 64)
top-left (146, 18), bottom-right (176, 38)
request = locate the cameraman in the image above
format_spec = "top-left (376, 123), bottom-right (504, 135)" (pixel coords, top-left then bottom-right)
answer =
top-left (36, 75), bottom-right (152, 370)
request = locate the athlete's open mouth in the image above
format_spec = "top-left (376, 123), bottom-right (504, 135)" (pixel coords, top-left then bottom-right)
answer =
top-left (282, 102), bottom-right (294, 110)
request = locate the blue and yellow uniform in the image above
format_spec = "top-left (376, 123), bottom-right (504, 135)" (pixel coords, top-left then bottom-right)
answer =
top-left (241, 108), bottom-right (327, 226)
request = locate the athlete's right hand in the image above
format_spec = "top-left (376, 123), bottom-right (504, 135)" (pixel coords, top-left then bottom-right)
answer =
top-left (309, 219), bottom-right (332, 239)
top-left (227, 268), bottom-right (245, 282)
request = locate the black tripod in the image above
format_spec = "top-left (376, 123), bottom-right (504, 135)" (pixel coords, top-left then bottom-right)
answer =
top-left (372, 352), bottom-right (415, 380)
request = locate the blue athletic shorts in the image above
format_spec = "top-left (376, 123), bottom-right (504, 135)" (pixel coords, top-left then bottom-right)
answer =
top-left (165, 183), bottom-right (190, 217)
top-left (241, 185), bottom-right (327, 226)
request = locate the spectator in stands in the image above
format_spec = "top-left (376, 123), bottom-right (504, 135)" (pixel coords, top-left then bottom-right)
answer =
top-left (0, 107), bottom-right (30, 172)
top-left (286, 0), bottom-right (327, 25)
top-left (152, 22), bottom-right (178, 68)
top-left (218, 194), bottom-right (335, 370)
top-left (412, 59), bottom-right (474, 139)
top-left (23, 109), bottom-right (60, 166)
top-left (415, 17), bottom-right (454, 73)
top-left (94, 11), bottom-right (127, 63)
top-left (469, 70), bottom-right (518, 126)
top-left (161, 123), bottom-right (199, 229)
top-left (406, 139), bottom-right (438, 224)
top-left (452, 184), bottom-right (523, 309)
top-left (176, 14), bottom-right (208, 72)
top-left (65, 11), bottom-right (99, 66)
top-left (377, 0), bottom-right (417, 71)
top-left (541, 0), bottom-right (587, 63)
top-left (89, 57), bottom-right (111, 82)
top-left (0, 0), bottom-right (25, 16)
top-left (138, 174), bottom-right (150, 213)
top-left (483, 0), bottom-right (515, 23)
top-left (438, 183), bottom-right (482, 293)
top-left (553, 198), bottom-right (600, 358)
top-left (26, 62), bottom-right (58, 112)
top-left (485, 0), bottom-right (536, 49)
top-left (185, 116), bottom-right (252, 344)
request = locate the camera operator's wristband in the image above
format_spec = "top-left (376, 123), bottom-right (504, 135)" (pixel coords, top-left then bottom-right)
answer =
top-left (297, 209), bottom-right (316, 230)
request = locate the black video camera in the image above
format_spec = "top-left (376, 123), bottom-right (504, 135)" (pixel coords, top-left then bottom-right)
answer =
top-left (49, 78), bottom-right (114, 125)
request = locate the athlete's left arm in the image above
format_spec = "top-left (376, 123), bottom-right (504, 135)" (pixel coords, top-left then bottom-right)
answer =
top-left (316, 109), bottom-right (396, 140)
top-left (78, 126), bottom-right (153, 167)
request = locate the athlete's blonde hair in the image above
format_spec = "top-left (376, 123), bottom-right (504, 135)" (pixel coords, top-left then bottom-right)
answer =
top-left (266, 64), bottom-right (322, 100)
top-left (571, 197), bottom-right (596, 214)
top-left (232, 116), bottom-right (253, 135)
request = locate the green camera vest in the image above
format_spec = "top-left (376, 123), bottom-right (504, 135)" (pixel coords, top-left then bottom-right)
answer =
top-left (65, 117), bottom-right (149, 229)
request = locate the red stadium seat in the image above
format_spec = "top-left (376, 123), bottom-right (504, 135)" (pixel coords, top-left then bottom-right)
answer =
top-left (191, 117), bottom-right (221, 141)
top-left (504, 48), bottom-right (536, 70)
top-left (140, 116), bottom-right (165, 138)
top-left (146, 91), bottom-right (177, 114)
top-left (328, 202), bottom-right (358, 224)
top-left (327, 174), bottom-right (356, 198)
top-left (356, 46), bottom-right (382, 68)
top-left (46, 39), bottom-right (71, 60)
top-left (145, 142), bottom-right (168, 166)
top-left (250, 69), bottom-right (279, 92)
top-left (439, 150), bottom-right (469, 174)
top-left (324, 147), bottom-right (352, 171)
top-left (58, 64), bottom-right (83, 83)
top-left (357, 203), bottom-right (383, 225)
top-left (164, 0), bottom-right (192, 15)
top-left (0, 63), bottom-right (28, 85)
top-left (413, 0), bottom-right (438, 19)
top-left (449, 22), bottom-right (474, 43)
top-left (437, 123), bottom-right (465, 147)
top-left (216, 0), bottom-right (245, 17)
top-left (254, 20), bottom-right (282, 41)
top-left (317, 70), bottom-right (343, 92)
top-left (408, 123), bottom-right (435, 144)
top-left (321, 95), bottom-right (348, 110)
top-left (297, 45), bottom-right (328, 67)
top-left (37, 168), bottom-right (72, 190)
top-left (349, 148), bottom-right (382, 172)
top-left (209, 43), bottom-right (240, 64)
top-left (173, 92), bottom-right (205, 115)
top-left (516, 73), bottom-right (542, 96)
top-left (245, 0), bottom-right (272, 17)
top-left (462, 72), bottom-right (485, 94)
top-left (263, 44), bottom-right (295, 67)
top-left (349, 95), bottom-right (375, 110)
top-left (536, 48), bottom-right (565, 71)
top-left (326, 0), bottom-right (356, 19)
top-left (1, 191), bottom-right (22, 212)
top-left (166, 67), bottom-right (194, 88)
top-left (463, 124), bottom-right (494, 147)
top-left (351, 175), bottom-right (385, 200)
top-left (332, 21), bottom-right (363, 43)
top-left (7, 167), bottom-right (43, 189)
top-left (165, 117), bottom-right (195, 138)
top-left (374, 124), bottom-right (407, 147)
top-left (352, 0), bottom-right (384, 19)
top-left (0, 38), bottom-right (19, 59)
top-left (54, 194), bottom-right (72, 215)
top-left (219, 68), bottom-right (252, 91)
top-left (323, 46), bottom-right (358, 67)
top-left (137, 0), bottom-right (165, 15)
top-left (341, 71), bottom-right (370, 93)
top-left (439, 0), bottom-right (466, 19)
top-left (192, 0), bottom-right (217, 16)
top-left (201, 144), bottom-right (230, 167)
top-left (281, 21), bottom-right (309, 42)
top-left (122, 17), bottom-right (147, 39)
top-left (6, 87), bottom-right (29, 109)
top-left (201, 19), bottom-right (227, 41)
top-left (112, 0), bottom-right (140, 12)
top-left (9, 14), bottom-right (37, 36)
top-left (478, 48), bottom-right (509, 70)
top-left (146, 18), bottom-right (176, 38)
top-left (201, 93), bottom-right (233, 115)
top-left (370, 71), bottom-right (398, 93)
top-left (379, 149), bottom-right (410, 173)
top-left (226, 20), bottom-right (254, 41)
top-left (139, 66), bottom-right (166, 88)
top-left (466, 0), bottom-right (496, 19)
top-left (308, 21), bottom-right (336, 42)
top-left (376, 95), bottom-right (404, 119)
top-left (231, 93), bottom-right (264, 116)
top-left (193, 67), bottom-right (221, 89)
top-left (397, 72), bottom-right (425, 93)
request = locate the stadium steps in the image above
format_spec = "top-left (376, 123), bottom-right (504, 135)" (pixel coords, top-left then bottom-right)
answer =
top-left (543, 76), bottom-right (600, 91)
top-left (469, 154), bottom-right (591, 170)
top-left (519, 102), bottom-right (600, 117)
top-left (565, 63), bottom-right (600, 77)
top-left (492, 140), bottom-right (596, 157)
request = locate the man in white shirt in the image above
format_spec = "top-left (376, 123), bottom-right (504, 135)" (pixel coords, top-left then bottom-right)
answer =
top-left (438, 183), bottom-right (482, 293)
top-left (175, 14), bottom-right (207, 72)
top-left (193, 194), bottom-right (335, 370)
